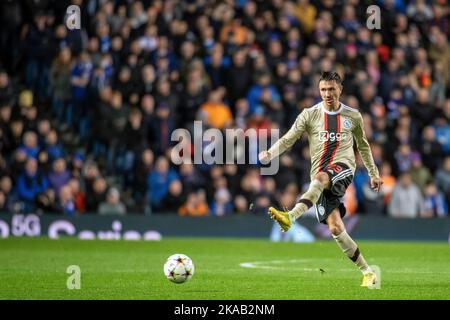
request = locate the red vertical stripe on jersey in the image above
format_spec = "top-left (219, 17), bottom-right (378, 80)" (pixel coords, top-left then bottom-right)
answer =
top-left (318, 112), bottom-right (328, 171)
top-left (329, 113), bottom-right (341, 165)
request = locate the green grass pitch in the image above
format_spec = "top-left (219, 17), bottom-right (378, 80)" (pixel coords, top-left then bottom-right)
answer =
top-left (0, 237), bottom-right (449, 300)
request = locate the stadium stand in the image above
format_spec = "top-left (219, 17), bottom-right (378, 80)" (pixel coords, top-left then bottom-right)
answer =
top-left (0, 0), bottom-right (449, 217)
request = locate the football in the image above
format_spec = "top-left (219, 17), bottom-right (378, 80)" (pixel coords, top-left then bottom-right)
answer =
top-left (163, 254), bottom-right (195, 284)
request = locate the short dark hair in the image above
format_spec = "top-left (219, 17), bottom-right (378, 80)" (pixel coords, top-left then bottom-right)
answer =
top-left (319, 71), bottom-right (343, 85)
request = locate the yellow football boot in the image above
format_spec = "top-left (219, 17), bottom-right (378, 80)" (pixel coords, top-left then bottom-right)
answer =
top-left (361, 272), bottom-right (377, 288)
top-left (268, 207), bottom-right (293, 232)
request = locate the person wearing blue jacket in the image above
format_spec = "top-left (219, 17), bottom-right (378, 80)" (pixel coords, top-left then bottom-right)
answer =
top-left (16, 157), bottom-right (49, 212)
top-left (246, 72), bottom-right (281, 115)
top-left (147, 156), bottom-right (179, 211)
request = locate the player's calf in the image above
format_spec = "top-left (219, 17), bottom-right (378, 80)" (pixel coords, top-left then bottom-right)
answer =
top-left (331, 228), bottom-right (373, 278)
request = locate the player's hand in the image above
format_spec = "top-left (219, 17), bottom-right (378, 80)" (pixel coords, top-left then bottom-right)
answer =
top-left (370, 176), bottom-right (383, 192)
top-left (258, 151), bottom-right (272, 164)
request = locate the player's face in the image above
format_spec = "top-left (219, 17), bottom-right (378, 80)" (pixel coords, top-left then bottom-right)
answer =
top-left (319, 80), bottom-right (342, 109)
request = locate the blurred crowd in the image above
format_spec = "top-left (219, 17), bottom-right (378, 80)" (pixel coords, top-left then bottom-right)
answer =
top-left (0, 0), bottom-right (449, 218)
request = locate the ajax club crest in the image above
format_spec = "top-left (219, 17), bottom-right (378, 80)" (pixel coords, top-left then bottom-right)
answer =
top-left (343, 118), bottom-right (352, 129)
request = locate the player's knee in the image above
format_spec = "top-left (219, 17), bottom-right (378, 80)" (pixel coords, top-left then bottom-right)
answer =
top-left (314, 172), bottom-right (329, 187)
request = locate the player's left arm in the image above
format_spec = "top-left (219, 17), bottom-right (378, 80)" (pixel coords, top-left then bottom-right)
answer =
top-left (353, 113), bottom-right (383, 192)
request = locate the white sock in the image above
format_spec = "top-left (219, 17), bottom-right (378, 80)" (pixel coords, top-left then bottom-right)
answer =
top-left (332, 230), bottom-right (372, 274)
top-left (289, 179), bottom-right (324, 220)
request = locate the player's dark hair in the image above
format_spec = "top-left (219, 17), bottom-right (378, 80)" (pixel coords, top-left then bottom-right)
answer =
top-left (319, 71), bottom-right (343, 85)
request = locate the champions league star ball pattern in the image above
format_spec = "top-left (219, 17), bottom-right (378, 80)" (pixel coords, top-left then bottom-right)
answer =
top-left (164, 254), bottom-right (195, 284)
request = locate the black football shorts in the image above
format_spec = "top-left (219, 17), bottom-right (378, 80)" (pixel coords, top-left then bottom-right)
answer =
top-left (315, 162), bottom-right (353, 224)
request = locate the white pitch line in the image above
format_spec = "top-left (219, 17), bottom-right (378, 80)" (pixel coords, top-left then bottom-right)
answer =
top-left (239, 260), bottom-right (353, 272)
top-left (239, 259), bottom-right (439, 274)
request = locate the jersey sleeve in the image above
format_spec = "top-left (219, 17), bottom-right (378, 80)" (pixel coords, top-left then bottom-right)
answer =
top-left (353, 112), bottom-right (379, 178)
top-left (267, 110), bottom-right (308, 160)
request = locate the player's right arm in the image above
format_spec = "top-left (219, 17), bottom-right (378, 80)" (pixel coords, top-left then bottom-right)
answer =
top-left (259, 110), bottom-right (308, 162)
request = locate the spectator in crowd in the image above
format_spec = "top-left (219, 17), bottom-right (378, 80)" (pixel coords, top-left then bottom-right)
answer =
top-left (198, 88), bottom-right (233, 130)
top-left (160, 180), bottom-right (186, 214)
top-left (21, 104), bottom-right (39, 133)
top-left (82, 161), bottom-right (101, 195)
top-left (16, 157), bottom-right (48, 212)
top-left (394, 144), bottom-right (416, 174)
top-left (68, 178), bottom-right (85, 214)
top-left (148, 156), bottom-right (179, 211)
top-left (98, 187), bottom-right (127, 216)
top-left (362, 177), bottom-right (385, 215)
top-left (408, 152), bottom-right (432, 193)
top-left (0, 107), bottom-right (13, 152)
top-left (180, 74), bottom-right (208, 127)
top-left (58, 184), bottom-right (76, 216)
top-left (45, 130), bottom-right (65, 163)
top-left (178, 189), bottom-right (209, 217)
top-left (9, 148), bottom-right (27, 180)
top-left (380, 162), bottom-right (397, 211)
top-left (70, 152), bottom-right (85, 183)
top-left (419, 126), bottom-right (444, 173)
top-left (296, 146), bottom-right (312, 189)
top-left (252, 177), bottom-right (276, 212)
top-left (0, 190), bottom-right (8, 212)
top-left (150, 102), bottom-right (175, 156)
top-left (105, 90), bottom-right (128, 172)
top-left (36, 119), bottom-right (51, 146)
top-left (388, 172), bottom-right (426, 218)
top-left (154, 77), bottom-right (179, 121)
top-left (47, 158), bottom-right (71, 197)
top-left (119, 108), bottom-right (147, 186)
top-left (20, 131), bottom-right (40, 159)
top-left (205, 44), bottom-right (230, 89)
top-left (179, 162), bottom-right (205, 193)
top-left (234, 195), bottom-right (249, 214)
top-left (24, 12), bottom-right (52, 100)
top-left (70, 51), bottom-right (92, 136)
top-left (226, 50), bottom-right (252, 106)
top-left (0, 71), bottom-right (14, 107)
top-left (210, 183), bottom-right (233, 216)
top-left (433, 116), bottom-right (450, 154)
top-left (223, 164), bottom-right (239, 197)
top-left (435, 156), bottom-right (450, 207)
top-left (50, 47), bottom-right (72, 125)
top-left (9, 119), bottom-right (25, 158)
top-left (423, 182), bottom-right (448, 218)
top-left (37, 150), bottom-right (50, 175)
top-left (133, 148), bottom-right (154, 209)
top-left (238, 167), bottom-right (263, 207)
top-left (246, 72), bottom-right (281, 115)
top-left (85, 177), bottom-right (107, 213)
top-left (353, 155), bottom-right (369, 212)
top-left (36, 188), bottom-right (59, 214)
top-left (275, 154), bottom-right (298, 192)
top-left (0, 175), bottom-right (17, 212)
top-left (252, 190), bottom-right (272, 215)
